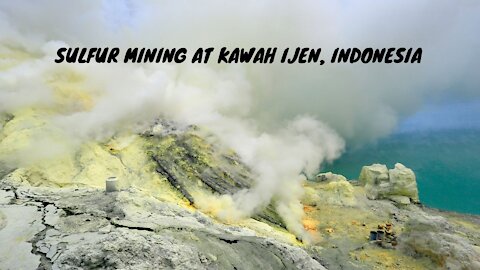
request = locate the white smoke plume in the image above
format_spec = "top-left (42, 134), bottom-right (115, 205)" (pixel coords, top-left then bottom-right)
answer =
top-left (1, 0), bottom-right (479, 238)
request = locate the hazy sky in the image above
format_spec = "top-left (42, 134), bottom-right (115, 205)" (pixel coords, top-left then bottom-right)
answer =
top-left (398, 98), bottom-right (480, 133)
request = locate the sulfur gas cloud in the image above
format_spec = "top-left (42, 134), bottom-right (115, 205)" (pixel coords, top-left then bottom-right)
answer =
top-left (1, 0), bottom-right (480, 238)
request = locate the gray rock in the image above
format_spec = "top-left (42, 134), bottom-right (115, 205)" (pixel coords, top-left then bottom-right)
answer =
top-left (388, 195), bottom-right (412, 205)
top-left (359, 164), bottom-right (389, 187)
top-left (314, 172), bottom-right (348, 183)
top-left (149, 130), bottom-right (286, 228)
top-left (359, 163), bottom-right (419, 203)
top-left (0, 205), bottom-right (45, 270)
top-left (389, 163), bottom-right (419, 202)
top-left (0, 182), bottom-right (326, 270)
top-left (400, 214), bottom-right (480, 269)
top-left (0, 189), bottom-right (14, 204)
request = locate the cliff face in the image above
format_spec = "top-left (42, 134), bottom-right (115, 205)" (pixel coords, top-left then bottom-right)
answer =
top-left (1, 115), bottom-right (480, 269)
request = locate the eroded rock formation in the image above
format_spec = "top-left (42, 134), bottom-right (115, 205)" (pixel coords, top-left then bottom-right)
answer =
top-left (359, 163), bottom-right (419, 204)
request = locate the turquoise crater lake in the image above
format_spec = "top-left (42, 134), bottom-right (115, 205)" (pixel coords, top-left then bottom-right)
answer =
top-left (324, 129), bottom-right (480, 215)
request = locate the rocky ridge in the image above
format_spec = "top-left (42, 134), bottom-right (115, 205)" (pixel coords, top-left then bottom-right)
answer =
top-left (1, 115), bottom-right (480, 269)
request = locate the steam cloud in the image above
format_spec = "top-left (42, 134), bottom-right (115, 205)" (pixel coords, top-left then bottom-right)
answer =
top-left (1, 1), bottom-right (479, 238)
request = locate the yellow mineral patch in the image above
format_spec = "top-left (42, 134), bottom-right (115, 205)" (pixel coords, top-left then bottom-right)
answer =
top-left (0, 105), bottom-right (316, 247)
top-left (192, 191), bottom-right (240, 222)
top-left (236, 218), bottom-right (300, 245)
top-left (302, 186), bottom-right (392, 244)
top-left (303, 178), bottom-right (357, 207)
top-left (0, 106), bottom-right (183, 205)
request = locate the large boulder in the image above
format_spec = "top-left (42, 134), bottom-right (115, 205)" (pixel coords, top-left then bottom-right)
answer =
top-left (359, 164), bottom-right (389, 187)
top-left (389, 163), bottom-right (419, 202)
top-left (359, 163), bottom-right (419, 203)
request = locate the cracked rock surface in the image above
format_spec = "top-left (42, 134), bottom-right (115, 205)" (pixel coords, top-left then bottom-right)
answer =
top-left (0, 204), bottom-right (45, 269)
top-left (0, 180), bottom-right (326, 270)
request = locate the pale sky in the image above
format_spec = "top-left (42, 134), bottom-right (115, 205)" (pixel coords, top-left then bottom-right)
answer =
top-left (398, 99), bottom-right (480, 133)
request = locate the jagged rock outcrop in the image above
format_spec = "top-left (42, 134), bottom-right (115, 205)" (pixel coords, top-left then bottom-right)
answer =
top-left (147, 127), bottom-right (285, 228)
top-left (359, 163), bottom-right (419, 204)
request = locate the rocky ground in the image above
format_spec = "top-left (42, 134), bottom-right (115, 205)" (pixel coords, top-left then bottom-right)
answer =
top-left (2, 163), bottom-right (480, 270)
top-left (0, 180), bottom-right (324, 270)
top-left (1, 117), bottom-right (480, 269)
top-left (302, 174), bottom-right (480, 270)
